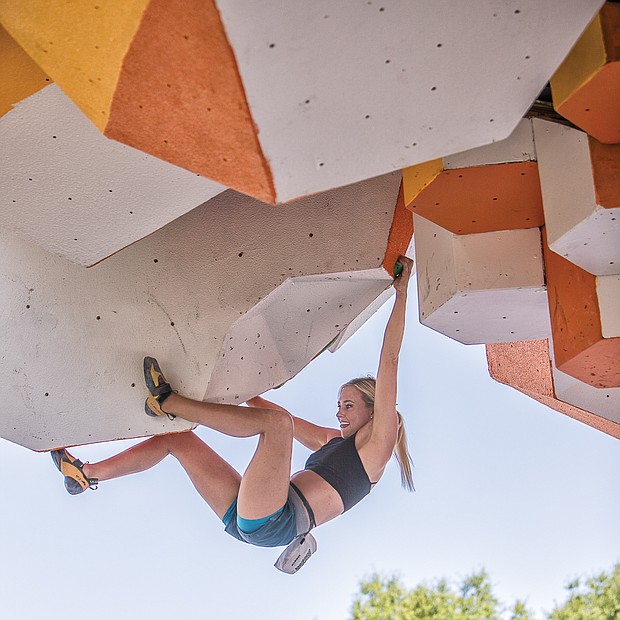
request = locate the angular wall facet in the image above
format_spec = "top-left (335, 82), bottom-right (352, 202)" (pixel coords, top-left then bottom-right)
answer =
top-left (205, 269), bottom-right (394, 404)
top-left (0, 23), bottom-right (49, 117)
top-left (533, 118), bottom-right (619, 276)
top-left (104, 0), bottom-right (276, 203)
top-left (0, 173), bottom-right (402, 451)
top-left (0, 85), bottom-right (226, 267)
top-left (2, 1), bottom-right (602, 203)
top-left (414, 215), bottom-right (550, 345)
top-left (551, 2), bottom-right (620, 144)
top-left (543, 230), bottom-right (620, 389)
top-left (0, 0), bottom-right (150, 131)
top-left (218, 1), bottom-right (601, 202)
top-left (328, 287), bottom-right (396, 354)
top-left (486, 340), bottom-right (620, 439)
top-left (403, 119), bottom-right (544, 235)
top-left (553, 362), bottom-right (620, 426)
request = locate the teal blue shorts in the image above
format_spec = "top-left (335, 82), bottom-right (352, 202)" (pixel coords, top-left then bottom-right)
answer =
top-left (223, 484), bottom-right (314, 548)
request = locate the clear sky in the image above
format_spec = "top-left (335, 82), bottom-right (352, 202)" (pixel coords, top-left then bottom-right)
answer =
top-left (1, 286), bottom-right (618, 619)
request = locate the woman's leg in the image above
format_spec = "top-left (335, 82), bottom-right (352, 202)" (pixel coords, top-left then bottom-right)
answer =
top-left (162, 394), bottom-right (294, 520)
top-left (83, 431), bottom-right (241, 519)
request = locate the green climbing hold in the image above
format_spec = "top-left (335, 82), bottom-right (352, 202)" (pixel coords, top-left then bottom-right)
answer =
top-left (393, 262), bottom-right (403, 277)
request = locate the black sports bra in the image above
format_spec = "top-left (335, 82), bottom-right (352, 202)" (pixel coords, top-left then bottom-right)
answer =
top-left (304, 433), bottom-right (372, 512)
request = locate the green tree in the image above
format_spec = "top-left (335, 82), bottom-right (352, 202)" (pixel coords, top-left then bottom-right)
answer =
top-left (349, 563), bottom-right (620, 620)
top-left (350, 570), bottom-right (533, 620)
top-left (548, 563), bottom-right (620, 620)
top-left (512, 600), bottom-right (535, 619)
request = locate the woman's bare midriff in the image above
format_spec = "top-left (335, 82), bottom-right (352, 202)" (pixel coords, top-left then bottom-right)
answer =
top-left (290, 469), bottom-right (344, 526)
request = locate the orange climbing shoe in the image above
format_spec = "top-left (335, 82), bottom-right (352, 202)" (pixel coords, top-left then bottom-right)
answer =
top-left (143, 356), bottom-right (176, 419)
top-left (51, 448), bottom-right (98, 495)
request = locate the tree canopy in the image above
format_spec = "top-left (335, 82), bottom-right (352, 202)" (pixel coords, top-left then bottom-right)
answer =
top-left (350, 563), bottom-right (619, 620)
top-left (548, 563), bottom-right (620, 620)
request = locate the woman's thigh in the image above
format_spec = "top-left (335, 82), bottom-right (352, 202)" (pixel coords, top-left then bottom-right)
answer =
top-left (166, 432), bottom-right (241, 519)
top-left (236, 410), bottom-right (294, 520)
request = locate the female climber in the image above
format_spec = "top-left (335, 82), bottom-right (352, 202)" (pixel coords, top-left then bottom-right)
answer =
top-left (51, 256), bottom-right (414, 569)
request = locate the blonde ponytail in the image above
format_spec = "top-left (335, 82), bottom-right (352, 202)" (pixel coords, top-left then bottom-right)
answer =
top-left (394, 411), bottom-right (415, 492)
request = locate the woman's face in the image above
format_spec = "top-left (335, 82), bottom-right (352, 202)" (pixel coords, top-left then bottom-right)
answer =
top-left (337, 385), bottom-right (373, 438)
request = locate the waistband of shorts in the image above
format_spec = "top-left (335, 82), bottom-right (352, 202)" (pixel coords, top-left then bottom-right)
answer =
top-left (289, 482), bottom-right (316, 532)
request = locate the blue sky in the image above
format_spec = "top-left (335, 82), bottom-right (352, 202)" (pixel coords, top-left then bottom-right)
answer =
top-left (1, 286), bottom-right (618, 619)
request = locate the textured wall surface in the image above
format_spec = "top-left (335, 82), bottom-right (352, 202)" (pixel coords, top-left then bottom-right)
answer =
top-left (414, 216), bottom-right (550, 345)
top-left (543, 230), bottom-right (620, 389)
top-left (404, 119), bottom-right (544, 235)
top-left (2, 1), bottom-right (601, 203)
top-left (534, 119), bottom-right (619, 276)
top-left (486, 340), bottom-right (619, 438)
top-left (105, 0), bottom-right (275, 203)
top-left (0, 0), bottom-right (149, 130)
top-left (0, 23), bottom-right (49, 117)
top-left (216, 0), bottom-right (601, 201)
top-left (204, 269), bottom-right (393, 403)
top-left (0, 85), bottom-right (226, 266)
top-left (551, 2), bottom-right (620, 144)
top-left (0, 173), bottom-right (404, 450)
top-left (0, 2), bottom-right (617, 444)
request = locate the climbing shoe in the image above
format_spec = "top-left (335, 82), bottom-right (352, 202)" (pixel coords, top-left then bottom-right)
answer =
top-left (143, 356), bottom-right (176, 419)
top-left (51, 449), bottom-right (98, 495)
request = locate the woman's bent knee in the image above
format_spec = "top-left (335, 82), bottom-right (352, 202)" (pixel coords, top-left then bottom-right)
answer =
top-left (162, 430), bottom-right (198, 455)
top-left (263, 409), bottom-right (294, 438)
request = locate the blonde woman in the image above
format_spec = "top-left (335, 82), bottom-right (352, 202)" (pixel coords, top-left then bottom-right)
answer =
top-left (52, 256), bottom-right (414, 568)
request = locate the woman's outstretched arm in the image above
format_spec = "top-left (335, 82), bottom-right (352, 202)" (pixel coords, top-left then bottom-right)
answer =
top-left (246, 396), bottom-right (339, 451)
top-left (365, 257), bottom-right (413, 466)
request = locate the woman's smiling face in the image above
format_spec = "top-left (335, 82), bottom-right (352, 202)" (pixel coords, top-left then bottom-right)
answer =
top-left (336, 385), bottom-right (373, 437)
